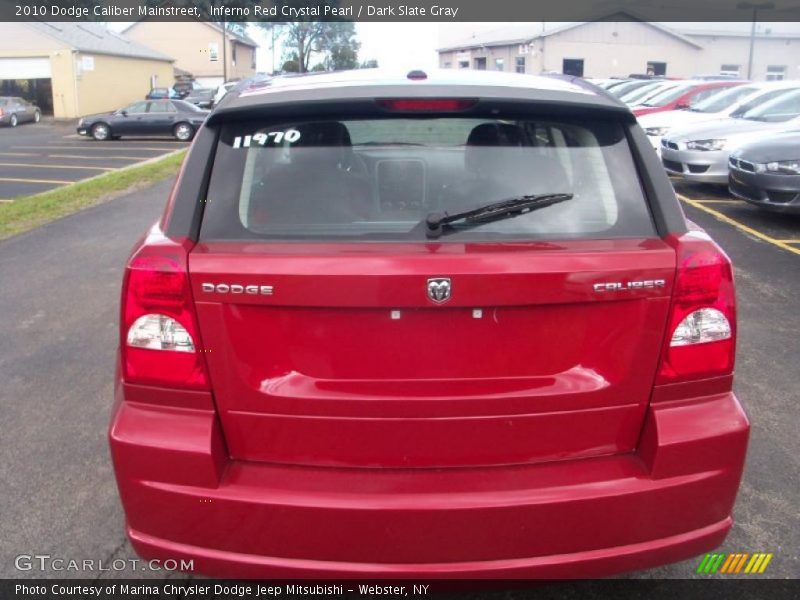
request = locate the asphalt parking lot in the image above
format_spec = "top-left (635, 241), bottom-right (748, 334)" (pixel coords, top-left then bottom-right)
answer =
top-left (0, 173), bottom-right (796, 588)
top-left (0, 120), bottom-right (185, 199)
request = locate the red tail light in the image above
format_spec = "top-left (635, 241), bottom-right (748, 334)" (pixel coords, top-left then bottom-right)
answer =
top-left (377, 98), bottom-right (478, 112)
top-left (120, 229), bottom-right (209, 390)
top-left (657, 232), bottom-right (736, 384)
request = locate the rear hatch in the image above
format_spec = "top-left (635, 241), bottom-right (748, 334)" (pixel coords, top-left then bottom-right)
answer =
top-left (189, 110), bottom-right (675, 468)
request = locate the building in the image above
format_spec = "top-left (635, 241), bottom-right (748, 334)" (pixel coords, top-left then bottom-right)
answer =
top-left (438, 20), bottom-right (800, 81)
top-left (124, 21), bottom-right (258, 88)
top-left (0, 22), bottom-right (174, 119)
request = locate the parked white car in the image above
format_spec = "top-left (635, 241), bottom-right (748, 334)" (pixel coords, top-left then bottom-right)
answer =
top-left (213, 82), bottom-right (237, 107)
top-left (639, 81), bottom-right (800, 152)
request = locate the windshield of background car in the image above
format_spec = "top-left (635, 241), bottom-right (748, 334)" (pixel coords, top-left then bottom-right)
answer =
top-left (692, 85), bottom-right (757, 113)
top-left (741, 89), bottom-right (800, 122)
top-left (620, 82), bottom-right (668, 104)
top-left (200, 115), bottom-right (655, 242)
top-left (640, 83), bottom-right (696, 107)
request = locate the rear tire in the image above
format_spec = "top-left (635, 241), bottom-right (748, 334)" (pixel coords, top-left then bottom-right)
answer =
top-left (9, 114), bottom-right (17, 127)
top-left (91, 123), bottom-right (110, 141)
top-left (173, 122), bottom-right (194, 141)
top-left (33, 110), bottom-right (41, 123)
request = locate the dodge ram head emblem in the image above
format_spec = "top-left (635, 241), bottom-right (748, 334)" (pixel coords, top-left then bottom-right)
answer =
top-left (427, 278), bottom-right (452, 303)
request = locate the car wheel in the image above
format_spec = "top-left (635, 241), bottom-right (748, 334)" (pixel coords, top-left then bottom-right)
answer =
top-left (9, 114), bottom-right (17, 127)
top-left (33, 111), bottom-right (41, 123)
top-left (91, 123), bottom-right (110, 141)
top-left (173, 122), bottom-right (194, 142)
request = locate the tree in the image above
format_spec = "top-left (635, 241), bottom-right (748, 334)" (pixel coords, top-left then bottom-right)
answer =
top-left (322, 22), bottom-right (361, 71)
top-left (257, 2), bottom-right (362, 74)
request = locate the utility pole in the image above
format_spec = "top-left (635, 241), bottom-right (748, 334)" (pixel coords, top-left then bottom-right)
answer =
top-left (737, 2), bottom-right (775, 80)
top-left (222, 20), bottom-right (228, 83)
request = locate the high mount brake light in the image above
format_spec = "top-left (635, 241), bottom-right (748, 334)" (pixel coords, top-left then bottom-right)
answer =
top-left (657, 233), bottom-right (736, 384)
top-left (377, 98), bottom-right (478, 112)
top-left (120, 232), bottom-right (209, 390)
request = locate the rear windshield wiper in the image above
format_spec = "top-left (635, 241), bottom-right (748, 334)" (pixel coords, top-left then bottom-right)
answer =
top-left (424, 193), bottom-right (573, 239)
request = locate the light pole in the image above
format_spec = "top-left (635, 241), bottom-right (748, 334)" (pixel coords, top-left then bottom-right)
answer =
top-left (737, 2), bottom-right (775, 80)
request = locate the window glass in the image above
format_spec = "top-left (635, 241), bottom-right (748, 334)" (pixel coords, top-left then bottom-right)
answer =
top-left (742, 89), bottom-right (800, 122)
top-left (148, 101), bottom-right (177, 113)
top-left (692, 85), bottom-right (756, 113)
top-left (200, 116), bottom-right (655, 242)
top-left (124, 101), bottom-right (148, 113)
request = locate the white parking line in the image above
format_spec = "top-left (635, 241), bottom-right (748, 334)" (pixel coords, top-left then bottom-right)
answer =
top-left (18, 145), bottom-right (179, 152)
top-left (0, 162), bottom-right (114, 171)
top-left (0, 176), bottom-right (73, 185)
top-left (47, 154), bottom-right (159, 161)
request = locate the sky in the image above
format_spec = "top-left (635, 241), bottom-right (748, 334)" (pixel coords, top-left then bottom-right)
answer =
top-left (251, 23), bottom-right (441, 72)
top-left (237, 22), bottom-right (800, 74)
top-left (110, 22), bottom-right (800, 75)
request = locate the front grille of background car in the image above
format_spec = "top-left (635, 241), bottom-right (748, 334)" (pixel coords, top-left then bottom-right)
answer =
top-left (663, 159), bottom-right (683, 173)
top-left (729, 178), bottom-right (760, 201)
top-left (766, 190), bottom-right (798, 204)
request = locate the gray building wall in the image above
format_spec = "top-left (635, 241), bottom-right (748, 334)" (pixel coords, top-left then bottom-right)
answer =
top-left (438, 22), bottom-right (800, 81)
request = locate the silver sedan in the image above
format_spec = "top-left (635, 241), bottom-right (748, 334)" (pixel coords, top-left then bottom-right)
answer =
top-left (660, 89), bottom-right (800, 184)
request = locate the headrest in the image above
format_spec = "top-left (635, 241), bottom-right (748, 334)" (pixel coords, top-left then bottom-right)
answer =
top-left (294, 121), bottom-right (352, 148)
top-left (465, 123), bottom-right (525, 174)
top-left (466, 123), bottom-right (524, 148)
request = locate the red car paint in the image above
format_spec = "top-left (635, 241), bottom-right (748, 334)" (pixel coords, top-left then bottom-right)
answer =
top-left (109, 74), bottom-right (748, 580)
top-left (633, 81), bottom-right (745, 117)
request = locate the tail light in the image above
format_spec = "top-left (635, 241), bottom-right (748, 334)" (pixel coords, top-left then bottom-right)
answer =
top-left (0, 108), bottom-right (4, 117)
top-left (657, 232), bottom-right (736, 384)
top-left (120, 229), bottom-right (209, 390)
top-left (377, 98), bottom-right (478, 112)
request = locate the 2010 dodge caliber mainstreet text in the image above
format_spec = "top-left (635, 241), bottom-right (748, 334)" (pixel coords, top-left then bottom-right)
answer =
top-left (109, 69), bottom-right (749, 579)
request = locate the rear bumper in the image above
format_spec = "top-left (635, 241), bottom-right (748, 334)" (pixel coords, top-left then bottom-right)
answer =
top-left (110, 387), bottom-right (749, 579)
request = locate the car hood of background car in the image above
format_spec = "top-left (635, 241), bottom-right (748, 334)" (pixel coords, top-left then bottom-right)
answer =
top-left (734, 131), bottom-right (800, 162)
top-left (81, 111), bottom-right (117, 121)
top-left (638, 109), bottom-right (729, 130)
top-left (666, 117), bottom-right (798, 143)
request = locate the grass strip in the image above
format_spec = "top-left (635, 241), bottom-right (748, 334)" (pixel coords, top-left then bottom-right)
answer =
top-left (0, 150), bottom-right (186, 240)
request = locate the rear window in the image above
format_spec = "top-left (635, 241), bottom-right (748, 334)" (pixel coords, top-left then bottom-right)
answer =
top-left (200, 116), bottom-right (655, 242)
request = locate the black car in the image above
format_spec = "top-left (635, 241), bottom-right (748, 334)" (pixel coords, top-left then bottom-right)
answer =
top-left (183, 88), bottom-right (215, 109)
top-left (729, 132), bottom-right (800, 214)
top-left (173, 80), bottom-right (203, 99)
top-left (77, 99), bottom-right (209, 141)
top-left (145, 87), bottom-right (177, 100)
top-left (0, 96), bottom-right (41, 127)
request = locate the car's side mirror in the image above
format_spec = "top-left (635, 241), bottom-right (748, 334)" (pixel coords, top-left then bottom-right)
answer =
top-left (120, 110), bottom-right (128, 117)
top-left (676, 102), bottom-right (690, 110)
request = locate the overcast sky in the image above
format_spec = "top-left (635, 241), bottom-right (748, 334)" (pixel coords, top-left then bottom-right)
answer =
top-left (110, 22), bottom-right (800, 75)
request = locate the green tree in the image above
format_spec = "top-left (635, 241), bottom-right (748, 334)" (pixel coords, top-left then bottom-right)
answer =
top-left (257, 2), bottom-right (362, 74)
top-left (322, 22), bottom-right (361, 71)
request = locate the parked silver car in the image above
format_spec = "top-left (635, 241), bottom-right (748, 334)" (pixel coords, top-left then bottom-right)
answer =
top-left (660, 89), bottom-right (800, 184)
top-left (729, 132), bottom-right (800, 213)
top-left (639, 81), bottom-right (800, 152)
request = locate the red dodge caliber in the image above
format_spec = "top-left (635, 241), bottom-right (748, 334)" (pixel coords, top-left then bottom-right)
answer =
top-left (109, 69), bottom-right (749, 579)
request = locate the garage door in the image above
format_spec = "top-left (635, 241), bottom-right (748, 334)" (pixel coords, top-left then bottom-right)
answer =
top-left (0, 57), bottom-right (52, 79)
